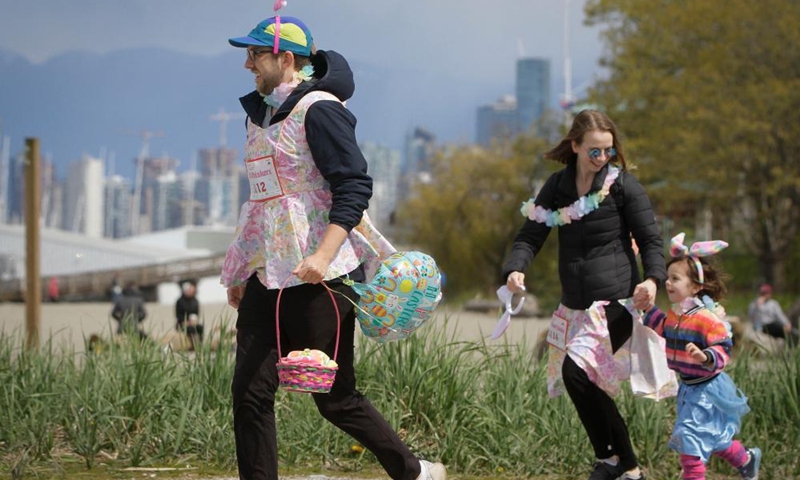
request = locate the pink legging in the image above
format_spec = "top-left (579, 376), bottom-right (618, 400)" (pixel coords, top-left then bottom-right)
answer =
top-left (680, 441), bottom-right (748, 479)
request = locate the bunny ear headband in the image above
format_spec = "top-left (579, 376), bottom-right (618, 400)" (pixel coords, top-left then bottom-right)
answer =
top-left (669, 232), bottom-right (728, 285)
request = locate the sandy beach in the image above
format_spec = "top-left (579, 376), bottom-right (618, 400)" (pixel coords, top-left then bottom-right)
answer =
top-left (0, 301), bottom-right (549, 352)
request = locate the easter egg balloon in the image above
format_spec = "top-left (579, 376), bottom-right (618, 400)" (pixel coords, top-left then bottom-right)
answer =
top-left (349, 251), bottom-right (442, 342)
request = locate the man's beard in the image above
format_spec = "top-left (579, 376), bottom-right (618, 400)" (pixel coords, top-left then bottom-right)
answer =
top-left (256, 74), bottom-right (282, 96)
top-left (256, 59), bottom-right (284, 96)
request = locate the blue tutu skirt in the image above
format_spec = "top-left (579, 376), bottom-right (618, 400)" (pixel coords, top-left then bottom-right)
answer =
top-left (668, 372), bottom-right (750, 462)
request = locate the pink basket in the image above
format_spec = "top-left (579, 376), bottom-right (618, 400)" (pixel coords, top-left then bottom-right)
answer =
top-left (275, 282), bottom-right (340, 394)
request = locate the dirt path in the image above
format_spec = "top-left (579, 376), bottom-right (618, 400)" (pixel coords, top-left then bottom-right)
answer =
top-left (0, 302), bottom-right (549, 352)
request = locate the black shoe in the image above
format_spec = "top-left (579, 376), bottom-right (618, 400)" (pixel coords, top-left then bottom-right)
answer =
top-left (588, 462), bottom-right (645, 480)
top-left (588, 462), bottom-right (622, 480)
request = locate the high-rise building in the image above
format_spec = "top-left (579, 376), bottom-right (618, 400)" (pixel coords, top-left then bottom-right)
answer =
top-left (399, 127), bottom-right (437, 201)
top-left (104, 175), bottom-right (132, 238)
top-left (199, 146), bottom-right (238, 177)
top-left (132, 155), bottom-right (180, 234)
top-left (48, 183), bottom-right (64, 231)
top-left (195, 175), bottom-right (240, 227)
top-left (516, 57), bottom-right (551, 134)
top-left (64, 155), bottom-right (104, 238)
top-left (361, 142), bottom-right (401, 230)
top-left (196, 147), bottom-right (241, 226)
top-left (6, 151), bottom-right (25, 224)
top-left (151, 171), bottom-right (185, 232)
top-left (475, 58), bottom-right (552, 145)
top-left (476, 95), bottom-right (519, 147)
top-left (41, 155), bottom-right (62, 229)
top-left (178, 170), bottom-right (204, 227)
top-left (0, 135), bottom-right (9, 223)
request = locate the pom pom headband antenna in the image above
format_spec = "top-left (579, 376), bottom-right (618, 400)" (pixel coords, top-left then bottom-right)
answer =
top-left (272, 0), bottom-right (288, 53)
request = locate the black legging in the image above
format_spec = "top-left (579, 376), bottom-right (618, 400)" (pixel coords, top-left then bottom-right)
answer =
top-left (231, 277), bottom-right (421, 480)
top-left (561, 302), bottom-right (638, 470)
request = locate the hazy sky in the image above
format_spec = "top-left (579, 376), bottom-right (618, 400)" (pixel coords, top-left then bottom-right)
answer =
top-left (2, 0), bottom-right (607, 95)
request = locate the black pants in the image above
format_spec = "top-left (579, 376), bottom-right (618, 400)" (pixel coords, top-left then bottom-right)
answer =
top-left (183, 323), bottom-right (204, 338)
top-left (232, 277), bottom-right (421, 480)
top-left (116, 319), bottom-right (148, 341)
top-left (178, 323), bottom-right (204, 348)
top-left (561, 302), bottom-right (638, 471)
top-left (763, 322), bottom-right (800, 347)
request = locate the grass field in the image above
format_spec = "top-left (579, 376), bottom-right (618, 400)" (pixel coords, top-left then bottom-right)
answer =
top-left (1, 306), bottom-right (798, 480)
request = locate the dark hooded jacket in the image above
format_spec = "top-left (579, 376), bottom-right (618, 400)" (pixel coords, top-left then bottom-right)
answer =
top-left (238, 50), bottom-right (370, 234)
top-left (111, 286), bottom-right (147, 323)
top-left (175, 294), bottom-right (199, 327)
top-left (502, 162), bottom-right (666, 310)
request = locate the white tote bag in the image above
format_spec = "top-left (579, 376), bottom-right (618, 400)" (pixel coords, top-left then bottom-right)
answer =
top-left (623, 300), bottom-right (679, 401)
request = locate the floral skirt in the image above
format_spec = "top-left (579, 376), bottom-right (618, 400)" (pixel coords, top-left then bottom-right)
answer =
top-left (546, 301), bottom-right (631, 398)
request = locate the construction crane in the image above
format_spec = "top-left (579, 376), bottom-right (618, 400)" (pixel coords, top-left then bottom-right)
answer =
top-left (210, 107), bottom-right (246, 147)
top-left (119, 129), bottom-right (164, 235)
top-left (560, 0), bottom-right (575, 122)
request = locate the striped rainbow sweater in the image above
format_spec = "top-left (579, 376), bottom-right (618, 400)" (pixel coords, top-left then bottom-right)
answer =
top-left (643, 299), bottom-right (732, 383)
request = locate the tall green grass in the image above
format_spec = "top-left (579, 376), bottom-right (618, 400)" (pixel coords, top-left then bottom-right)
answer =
top-left (1, 316), bottom-right (798, 478)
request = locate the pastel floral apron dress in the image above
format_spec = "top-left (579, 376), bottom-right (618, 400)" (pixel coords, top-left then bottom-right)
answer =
top-left (221, 91), bottom-right (395, 289)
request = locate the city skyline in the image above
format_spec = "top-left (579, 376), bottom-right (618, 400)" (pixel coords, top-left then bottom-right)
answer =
top-left (0, 140), bottom-right (408, 237)
top-left (0, 47), bottom-right (570, 181)
top-left (0, 1), bottom-right (607, 179)
top-left (0, 47), bottom-right (562, 242)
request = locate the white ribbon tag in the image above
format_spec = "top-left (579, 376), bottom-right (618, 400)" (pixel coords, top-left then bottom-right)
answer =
top-left (546, 315), bottom-right (568, 351)
top-left (491, 286), bottom-right (525, 340)
top-left (246, 154), bottom-right (284, 201)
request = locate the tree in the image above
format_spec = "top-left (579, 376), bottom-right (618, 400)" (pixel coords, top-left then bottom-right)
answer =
top-left (395, 135), bottom-right (561, 300)
top-left (585, 0), bottom-right (800, 288)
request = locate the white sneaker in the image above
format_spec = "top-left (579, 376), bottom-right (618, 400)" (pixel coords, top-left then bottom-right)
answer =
top-left (416, 459), bottom-right (447, 480)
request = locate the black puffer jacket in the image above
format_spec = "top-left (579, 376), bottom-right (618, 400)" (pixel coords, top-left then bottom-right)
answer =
top-left (503, 162), bottom-right (666, 310)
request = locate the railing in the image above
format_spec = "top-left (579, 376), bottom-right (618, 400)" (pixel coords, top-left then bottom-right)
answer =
top-left (0, 254), bottom-right (227, 302)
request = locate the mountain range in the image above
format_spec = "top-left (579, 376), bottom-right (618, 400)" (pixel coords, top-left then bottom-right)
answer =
top-left (0, 46), bottom-right (573, 180)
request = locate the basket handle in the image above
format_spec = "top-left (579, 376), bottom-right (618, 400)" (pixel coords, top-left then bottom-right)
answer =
top-left (276, 277), bottom-right (341, 362)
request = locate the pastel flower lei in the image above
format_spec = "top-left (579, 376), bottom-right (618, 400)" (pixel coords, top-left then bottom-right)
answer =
top-left (520, 165), bottom-right (620, 227)
top-left (264, 64), bottom-right (315, 108)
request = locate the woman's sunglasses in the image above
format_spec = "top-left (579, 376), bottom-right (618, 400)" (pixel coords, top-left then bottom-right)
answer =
top-left (587, 147), bottom-right (617, 160)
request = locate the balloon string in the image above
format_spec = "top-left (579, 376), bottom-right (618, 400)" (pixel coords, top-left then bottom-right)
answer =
top-left (321, 282), bottom-right (403, 333)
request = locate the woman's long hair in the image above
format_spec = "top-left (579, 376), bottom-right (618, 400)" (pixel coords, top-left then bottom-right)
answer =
top-left (543, 109), bottom-right (627, 170)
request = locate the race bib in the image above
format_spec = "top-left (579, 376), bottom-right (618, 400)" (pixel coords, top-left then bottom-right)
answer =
top-left (246, 155), bottom-right (283, 201)
top-left (547, 314), bottom-right (569, 351)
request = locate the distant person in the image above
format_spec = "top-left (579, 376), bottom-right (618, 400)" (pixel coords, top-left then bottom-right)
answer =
top-left (47, 276), bottom-right (60, 302)
top-left (221, 14), bottom-right (445, 480)
top-left (109, 274), bottom-right (123, 303)
top-left (747, 283), bottom-right (793, 343)
top-left (111, 282), bottom-right (147, 340)
top-left (643, 233), bottom-right (760, 480)
top-left (175, 281), bottom-right (203, 350)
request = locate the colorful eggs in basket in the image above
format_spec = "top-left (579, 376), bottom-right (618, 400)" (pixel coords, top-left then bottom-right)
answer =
top-left (285, 348), bottom-right (338, 368)
top-left (350, 251), bottom-right (443, 342)
top-left (278, 348), bottom-right (338, 393)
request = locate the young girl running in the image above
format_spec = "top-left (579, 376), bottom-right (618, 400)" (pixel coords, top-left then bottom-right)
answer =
top-left (643, 233), bottom-right (761, 480)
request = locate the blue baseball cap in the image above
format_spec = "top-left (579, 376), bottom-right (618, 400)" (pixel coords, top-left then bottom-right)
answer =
top-left (228, 16), bottom-right (314, 56)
